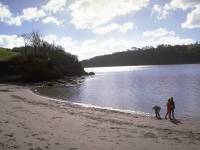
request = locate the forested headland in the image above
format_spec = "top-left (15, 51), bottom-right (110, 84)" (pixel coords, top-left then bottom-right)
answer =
top-left (0, 31), bottom-right (86, 82)
top-left (81, 43), bottom-right (200, 67)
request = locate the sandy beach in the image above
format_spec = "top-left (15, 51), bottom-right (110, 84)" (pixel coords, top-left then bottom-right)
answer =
top-left (0, 84), bottom-right (200, 150)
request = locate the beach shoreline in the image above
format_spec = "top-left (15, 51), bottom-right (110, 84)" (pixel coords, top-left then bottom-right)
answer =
top-left (32, 87), bottom-right (153, 118)
top-left (0, 84), bottom-right (200, 150)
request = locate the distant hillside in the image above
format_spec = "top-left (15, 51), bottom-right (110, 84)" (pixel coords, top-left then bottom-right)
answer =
top-left (81, 44), bottom-right (200, 67)
top-left (0, 47), bottom-right (18, 60)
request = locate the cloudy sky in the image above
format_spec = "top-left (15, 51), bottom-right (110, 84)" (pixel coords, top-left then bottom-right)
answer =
top-left (0, 0), bottom-right (199, 60)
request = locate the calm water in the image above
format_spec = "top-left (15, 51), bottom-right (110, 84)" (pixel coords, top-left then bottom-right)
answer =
top-left (37, 64), bottom-right (200, 119)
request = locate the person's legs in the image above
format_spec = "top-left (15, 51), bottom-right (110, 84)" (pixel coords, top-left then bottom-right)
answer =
top-left (157, 111), bottom-right (161, 119)
top-left (171, 109), bottom-right (174, 119)
top-left (155, 111), bottom-right (158, 118)
top-left (165, 111), bottom-right (168, 119)
top-left (155, 110), bottom-right (158, 118)
top-left (155, 109), bottom-right (161, 119)
top-left (169, 110), bottom-right (172, 120)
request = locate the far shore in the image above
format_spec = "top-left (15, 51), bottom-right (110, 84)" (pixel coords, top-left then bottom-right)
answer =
top-left (0, 84), bottom-right (200, 150)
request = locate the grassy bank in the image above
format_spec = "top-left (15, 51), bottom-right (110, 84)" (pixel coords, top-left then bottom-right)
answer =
top-left (0, 48), bottom-right (18, 61)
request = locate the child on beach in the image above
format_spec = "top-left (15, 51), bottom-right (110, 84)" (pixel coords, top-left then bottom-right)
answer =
top-left (152, 105), bottom-right (161, 119)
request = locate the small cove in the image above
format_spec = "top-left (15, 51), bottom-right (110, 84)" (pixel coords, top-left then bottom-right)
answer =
top-left (36, 64), bottom-right (200, 120)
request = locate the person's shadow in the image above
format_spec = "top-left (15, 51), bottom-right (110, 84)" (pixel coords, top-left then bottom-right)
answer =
top-left (170, 119), bottom-right (182, 125)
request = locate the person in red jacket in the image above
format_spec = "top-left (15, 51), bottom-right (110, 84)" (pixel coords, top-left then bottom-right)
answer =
top-left (165, 98), bottom-right (172, 120)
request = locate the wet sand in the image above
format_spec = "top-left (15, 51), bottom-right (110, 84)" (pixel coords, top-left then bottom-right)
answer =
top-left (0, 84), bottom-right (200, 150)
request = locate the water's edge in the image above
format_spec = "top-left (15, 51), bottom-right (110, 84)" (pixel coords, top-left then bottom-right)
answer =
top-left (29, 64), bottom-right (200, 121)
top-left (31, 87), bottom-right (198, 122)
top-left (31, 87), bottom-right (153, 118)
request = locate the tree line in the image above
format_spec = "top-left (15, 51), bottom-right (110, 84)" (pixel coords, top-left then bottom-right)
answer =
top-left (0, 31), bottom-right (86, 82)
top-left (81, 43), bottom-right (200, 67)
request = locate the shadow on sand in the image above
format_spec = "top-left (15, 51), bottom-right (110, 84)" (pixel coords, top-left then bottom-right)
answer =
top-left (170, 119), bottom-right (182, 125)
top-left (154, 116), bottom-right (163, 120)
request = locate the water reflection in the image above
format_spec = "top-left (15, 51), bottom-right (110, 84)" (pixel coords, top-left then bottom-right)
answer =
top-left (85, 65), bottom-right (151, 73)
top-left (37, 64), bottom-right (200, 119)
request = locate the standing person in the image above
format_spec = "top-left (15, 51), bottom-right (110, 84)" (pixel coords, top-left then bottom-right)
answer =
top-left (165, 98), bottom-right (172, 120)
top-left (170, 97), bottom-right (175, 119)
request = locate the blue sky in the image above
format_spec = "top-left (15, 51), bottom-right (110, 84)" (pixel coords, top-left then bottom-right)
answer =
top-left (0, 0), bottom-right (200, 60)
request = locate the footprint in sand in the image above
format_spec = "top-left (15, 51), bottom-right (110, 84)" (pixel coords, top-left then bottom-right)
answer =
top-left (144, 132), bottom-right (157, 138)
top-left (0, 89), bottom-right (11, 92)
top-left (70, 148), bottom-right (77, 150)
top-left (0, 120), bottom-right (9, 124)
top-left (10, 95), bottom-right (26, 100)
top-left (9, 145), bottom-right (20, 149)
top-left (55, 142), bottom-right (61, 145)
top-left (4, 133), bottom-right (16, 142)
top-left (51, 116), bottom-right (63, 119)
top-left (36, 137), bottom-right (46, 142)
top-left (27, 143), bottom-right (33, 146)
top-left (173, 137), bottom-right (182, 143)
top-left (29, 147), bottom-right (42, 150)
top-left (4, 133), bottom-right (14, 138)
top-left (31, 133), bottom-right (38, 137)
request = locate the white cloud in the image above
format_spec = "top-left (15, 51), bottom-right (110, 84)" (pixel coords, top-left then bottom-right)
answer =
top-left (182, 5), bottom-right (200, 28)
top-left (170, 0), bottom-right (200, 29)
top-left (0, 31), bottom-right (195, 60)
top-left (44, 28), bottom-right (194, 60)
top-left (170, 0), bottom-right (199, 10)
top-left (0, 0), bottom-right (69, 26)
top-left (69, 0), bottom-right (149, 29)
top-left (75, 34), bottom-right (193, 60)
top-left (120, 22), bottom-right (135, 33)
top-left (142, 28), bottom-right (175, 38)
top-left (93, 22), bottom-right (134, 34)
top-left (0, 35), bottom-right (24, 48)
top-left (44, 35), bottom-right (77, 51)
top-left (42, 16), bottom-right (64, 26)
top-left (48, 36), bottom-right (77, 49)
top-left (151, 4), bottom-right (174, 20)
top-left (152, 0), bottom-right (200, 28)
top-left (0, 4), bottom-right (46, 26)
top-left (0, 2), bottom-right (12, 20)
top-left (76, 38), bottom-right (133, 59)
top-left (142, 28), bottom-right (194, 46)
top-left (44, 34), bottom-right (133, 60)
top-left (44, 34), bottom-right (58, 43)
top-left (21, 7), bottom-right (46, 21)
top-left (143, 35), bottom-right (194, 47)
top-left (6, 16), bottom-right (22, 26)
top-left (0, 33), bottom-right (131, 60)
top-left (42, 0), bottom-right (67, 13)
top-left (0, 2), bottom-right (21, 26)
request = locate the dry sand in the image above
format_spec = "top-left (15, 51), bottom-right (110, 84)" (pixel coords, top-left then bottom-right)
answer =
top-left (0, 84), bottom-right (200, 150)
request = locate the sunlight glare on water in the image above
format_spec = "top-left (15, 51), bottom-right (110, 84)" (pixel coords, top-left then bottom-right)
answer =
top-left (37, 64), bottom-right (200, 120)
top-left (85, 66), bottom-right (150, 73)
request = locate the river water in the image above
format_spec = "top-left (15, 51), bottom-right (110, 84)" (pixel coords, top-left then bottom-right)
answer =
top-left (36, 64), bottom-right (200, 120)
